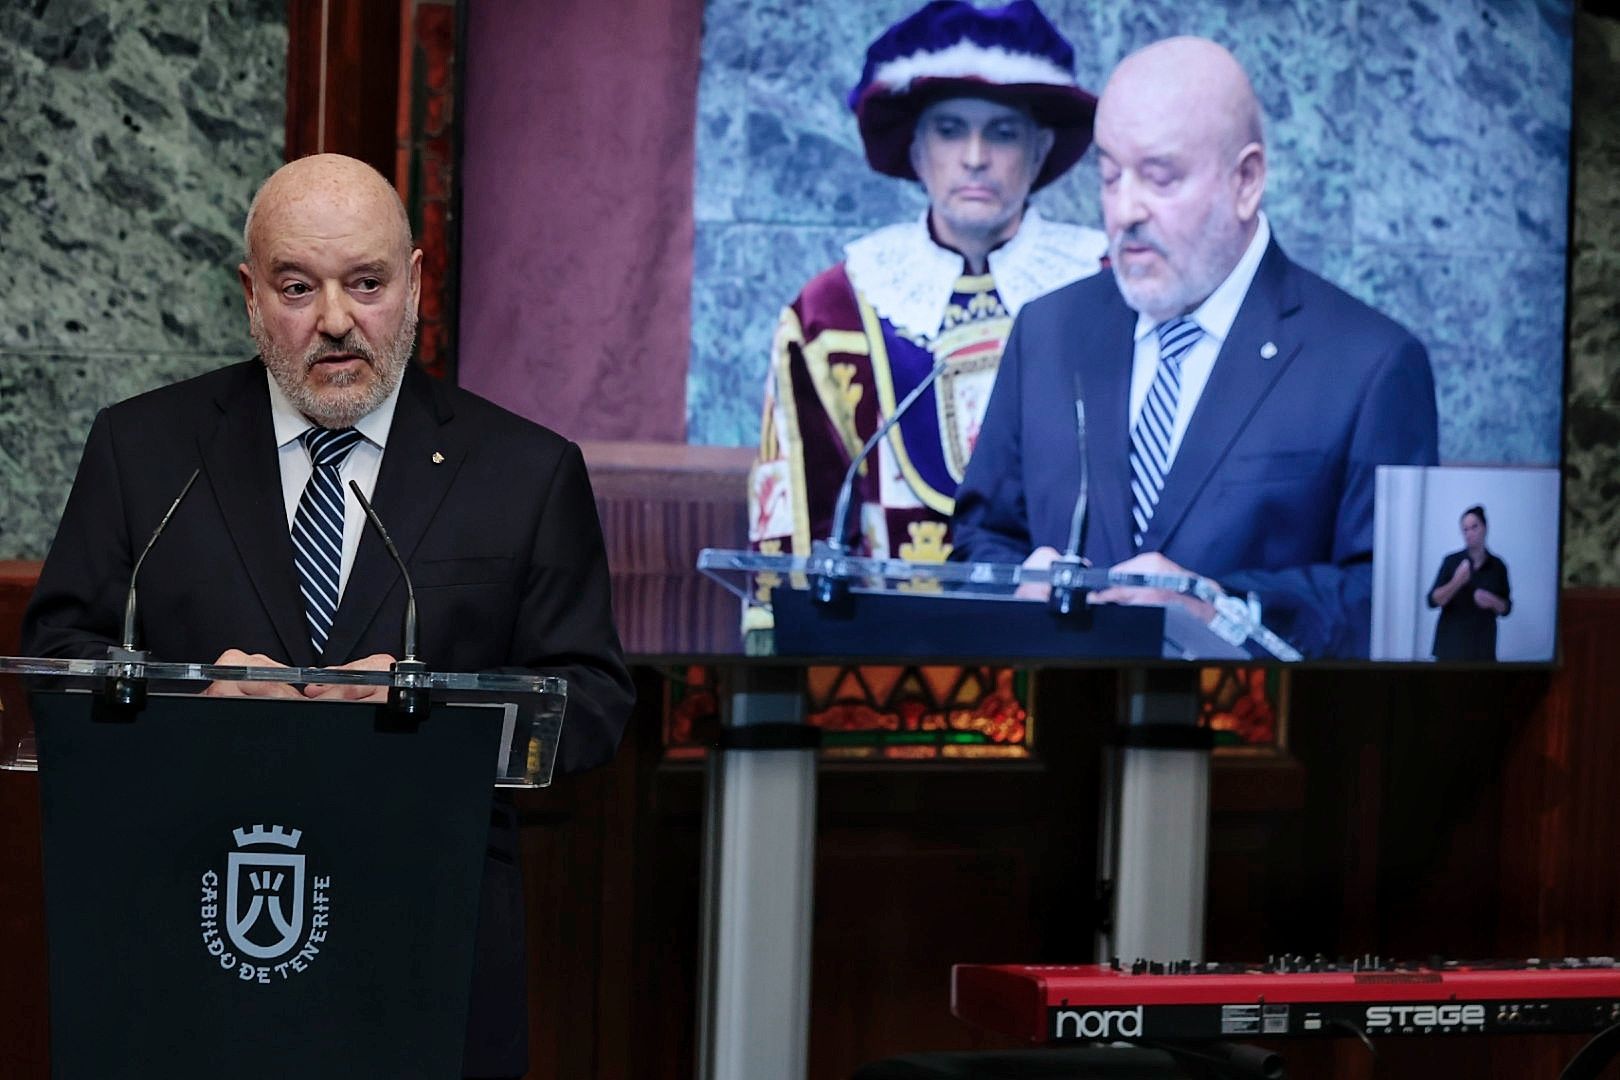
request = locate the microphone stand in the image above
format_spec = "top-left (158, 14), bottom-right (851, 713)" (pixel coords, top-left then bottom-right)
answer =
top-left (349, 481), bottom-right (430, 721)
top-left (812, 358), bottom-right (950, 606)
top-left (104, 468), bottom-right (200, 715)
top-left (1048, 380), bottom-right (1090, 618)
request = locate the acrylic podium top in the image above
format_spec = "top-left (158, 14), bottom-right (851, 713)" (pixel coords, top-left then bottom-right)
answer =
top-left (0, 655), bottom-right (565, 788)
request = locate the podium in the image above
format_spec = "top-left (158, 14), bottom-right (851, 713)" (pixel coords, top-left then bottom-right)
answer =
top-left (0, 656), bottom-right (563, 1079)
top-left (692, 550), bottom-right (1301, 1080)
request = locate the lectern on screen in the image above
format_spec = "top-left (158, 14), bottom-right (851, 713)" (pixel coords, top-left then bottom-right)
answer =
top-left (0, 657), bottom-right (563, 1079)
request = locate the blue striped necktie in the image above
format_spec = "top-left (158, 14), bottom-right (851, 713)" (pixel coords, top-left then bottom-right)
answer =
top-left (1129, 317), bottom-right (1204, 548)
top-left (292, 426), bottom-right (364, 655)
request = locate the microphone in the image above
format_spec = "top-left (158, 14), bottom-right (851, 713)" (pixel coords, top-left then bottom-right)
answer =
top-left (1048, 375), bottom-right (1089, 616)
top-left (1063, 374), bottom-right (1088, 559)
top-left (118, 468), bottom-right (201, 654)
top-left (105, 467), bottom-right (200, 712)
top-left (347, 481), bottom-right (417, 661)
top-left (825, 357), bottom-right (949, 554)
top-left (348, 480), bottom-right (429, 719)
top-left (814, 358), bottom-right (949, 604)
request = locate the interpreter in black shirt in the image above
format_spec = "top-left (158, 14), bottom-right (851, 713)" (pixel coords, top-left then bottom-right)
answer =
top-left (1427, 505), bottom-right (1512, 661)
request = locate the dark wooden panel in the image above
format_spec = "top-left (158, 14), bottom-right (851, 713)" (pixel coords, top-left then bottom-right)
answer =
top-left (283, 0), bottom-right (459, 381)
top-left (581, 441), bottom-right (754, 508)
top-left (0, 771), bottom-right (45, 1080)
top-left (0, 561), bottom-right (46, 1080)
top-left (281, 0), bottom-right (324, 163)
top-left (583, 441), bottom-right (752, 658)
top-left (283, 0), bottom-right (402, 177)
top-left (0, 561), bottom-right (41, 730)
top-left (1486, 589), bottom-right (1620, 1080)
top-left (397, 0), bottom-right (460, 379)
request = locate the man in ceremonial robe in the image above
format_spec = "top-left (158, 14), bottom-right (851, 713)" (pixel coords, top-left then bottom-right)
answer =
top-left (748, 0), bottom-right (1108, 631)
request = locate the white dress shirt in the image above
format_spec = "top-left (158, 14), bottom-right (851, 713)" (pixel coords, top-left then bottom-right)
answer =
top-left (267, 370), bottom-right (402, 600)
top-left (1127, 212), bottom-right (1272, 469)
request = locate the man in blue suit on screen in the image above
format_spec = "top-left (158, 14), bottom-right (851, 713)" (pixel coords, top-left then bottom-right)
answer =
top-left (953, 36), bottom-right (1439, 659)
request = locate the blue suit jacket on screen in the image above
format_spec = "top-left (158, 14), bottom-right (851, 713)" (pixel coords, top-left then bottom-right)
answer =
top-left (953, 237), bottom-right (1439, 659)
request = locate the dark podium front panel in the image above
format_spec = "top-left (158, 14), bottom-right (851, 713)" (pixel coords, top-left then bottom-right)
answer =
top-left (771, 588), bottom-right (1165, 660)
top-left (31, 691), bottom-right (503, 1079)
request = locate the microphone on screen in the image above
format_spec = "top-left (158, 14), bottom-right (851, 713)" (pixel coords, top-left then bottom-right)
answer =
top-left (812, 357), bottom-right (950, 605)
top-left (1048, 374), bottom-right (1090, 617)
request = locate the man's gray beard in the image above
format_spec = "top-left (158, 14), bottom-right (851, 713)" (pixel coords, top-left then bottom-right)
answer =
top-left (1110, 208), bottom-right (1247, 324)
top-left (253, 306), bottom-right (417, 429)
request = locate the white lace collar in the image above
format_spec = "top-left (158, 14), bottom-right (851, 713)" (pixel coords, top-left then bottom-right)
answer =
top-left (842, 207), bottom-right (1108, 340)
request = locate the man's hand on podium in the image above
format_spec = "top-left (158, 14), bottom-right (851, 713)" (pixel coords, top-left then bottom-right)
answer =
top-left (1092, 551), bottom-right (1217, 623)
top-left (201, 650), bottom-right (398, 703)
top-left (303, 653), bottom-right (397, 703)
top-left (1016, 546), bottom-right (1063, 601)
top-left (202, 649), bottom-right (303, 699)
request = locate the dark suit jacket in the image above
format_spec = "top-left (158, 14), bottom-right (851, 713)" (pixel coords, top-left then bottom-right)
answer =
top-left (953, 238), bottom-right (1439, 659)
top-left (22, 358), bottom-right (635, 1076)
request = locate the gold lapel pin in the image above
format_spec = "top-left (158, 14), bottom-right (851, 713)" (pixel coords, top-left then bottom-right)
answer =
top-left (432, 451), bottom-right (445, 464)
top-left (1260, 341), bottom-right (1278, 360)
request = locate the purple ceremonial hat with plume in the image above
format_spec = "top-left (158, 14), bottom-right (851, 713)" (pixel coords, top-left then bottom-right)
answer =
top-left (847, 0), bottom-right (1096, 190)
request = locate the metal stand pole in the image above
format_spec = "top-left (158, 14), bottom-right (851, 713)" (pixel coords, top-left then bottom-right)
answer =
top-left (696, 666), bottom-right (818, 1080)
top-left (1099, 668), bottom-right (1211, 963)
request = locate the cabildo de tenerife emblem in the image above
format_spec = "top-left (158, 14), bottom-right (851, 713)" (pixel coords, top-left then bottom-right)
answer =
top-left (199, 824), bottom-right (331, 983)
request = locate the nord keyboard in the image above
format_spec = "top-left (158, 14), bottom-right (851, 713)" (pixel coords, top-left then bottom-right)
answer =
top-left (952, 957), bottom-right (1620, 1042)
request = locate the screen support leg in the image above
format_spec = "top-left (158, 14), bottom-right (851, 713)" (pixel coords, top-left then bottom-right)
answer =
top-left (1100, 668), bottom-right (1211, 963)
top-left (697, 665), bottom-right (817, 1080)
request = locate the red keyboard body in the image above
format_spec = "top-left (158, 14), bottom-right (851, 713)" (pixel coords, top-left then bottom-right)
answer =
top-left (951, 960), bottom-right (1620, 1041)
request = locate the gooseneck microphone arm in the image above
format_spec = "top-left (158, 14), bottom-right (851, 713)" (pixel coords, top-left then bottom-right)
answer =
top-left (347, 480), bottom-right (417, 663)
top-left (825, 357), bottom-right (950, 553)
top-left (104, 467), bottom-right (200, 713)
top-left (1064, 389), bottom-right (1089, 559)
top-left (120, 468), bottom-right (200, 653)
top-left (1049, 375), bottom-right (1089, 616)
top-left (348, 480), bottom-right (429, 721)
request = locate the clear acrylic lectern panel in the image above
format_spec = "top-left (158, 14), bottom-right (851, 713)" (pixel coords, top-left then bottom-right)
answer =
top-left (696, 548), bottom-right (1302, 662)
top-left (0, 655), bottom-right (565, 787)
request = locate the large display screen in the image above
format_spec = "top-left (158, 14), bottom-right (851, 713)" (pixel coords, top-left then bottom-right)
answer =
top-left (683, 0), bottom-right (1571, 664)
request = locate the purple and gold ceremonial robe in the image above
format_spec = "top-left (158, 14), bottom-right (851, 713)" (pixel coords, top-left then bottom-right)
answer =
top-left (747, 210), bottom-right (1105, 623)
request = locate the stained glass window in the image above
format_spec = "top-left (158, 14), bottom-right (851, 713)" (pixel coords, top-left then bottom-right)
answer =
top-left (663, 665), bottom-right (1286, 760)
top-left (803, 664), bottom-right (1032, 760)
top-left (664, 664), bottom-right (1032, 760)
top-left (1200, 666), bottom-right (1286, 752)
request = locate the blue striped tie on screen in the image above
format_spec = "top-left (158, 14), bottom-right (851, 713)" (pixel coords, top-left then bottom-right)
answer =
top-left (1129, 317), bottom-right (1204, 548)
top-left (292, 426), bottom-right (364, 654)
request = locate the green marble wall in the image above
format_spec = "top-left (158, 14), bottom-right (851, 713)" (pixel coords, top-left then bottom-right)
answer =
top-left (0, 0), bottom-right (286, 558)
top-left (1564, 11), bottom-right (1620, 586)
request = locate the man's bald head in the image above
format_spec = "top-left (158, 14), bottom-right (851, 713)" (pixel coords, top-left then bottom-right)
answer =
top-left (237, 154), bottom-right (422, 428)
top-left (1101, 38), bottom-right (1262, 161)
top-left (242, 154), bottom-right (413, 268)
top-left (1093, 37), bottom-right (1268, 322)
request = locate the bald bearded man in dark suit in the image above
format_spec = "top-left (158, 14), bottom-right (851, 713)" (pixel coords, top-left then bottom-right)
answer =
top-left (23, 153), bottom-right (633, 1078)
